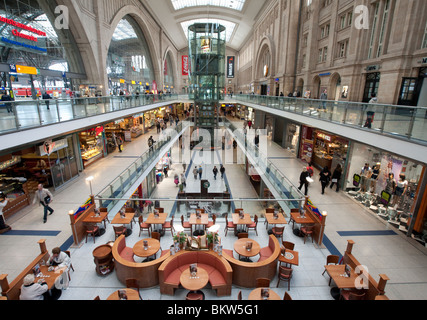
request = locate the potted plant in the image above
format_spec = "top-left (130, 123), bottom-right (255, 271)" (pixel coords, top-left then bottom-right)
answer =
top-left (206, 232), bottom-right (219, 249)
top-left (173, 232), bottom-right (187, 249)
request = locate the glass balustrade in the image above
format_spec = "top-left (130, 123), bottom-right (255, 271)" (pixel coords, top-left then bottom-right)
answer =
top-left (0, 94), bottom-right (178, 134)
top-left (234, 94), bottom-right (427, 144)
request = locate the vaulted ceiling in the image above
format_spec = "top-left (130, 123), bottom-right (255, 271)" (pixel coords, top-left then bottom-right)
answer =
top-left (143, 0), bottom-right (270, 51)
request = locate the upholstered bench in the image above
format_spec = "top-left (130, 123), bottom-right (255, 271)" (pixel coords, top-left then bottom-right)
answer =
top-left (159, 250), bottom-right (233, 296)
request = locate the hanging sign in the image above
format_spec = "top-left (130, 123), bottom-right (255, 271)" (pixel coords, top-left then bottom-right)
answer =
top-left (227, 56), bottom-right (235, 79)
top-left (182, 55), bottom-right (189, 76)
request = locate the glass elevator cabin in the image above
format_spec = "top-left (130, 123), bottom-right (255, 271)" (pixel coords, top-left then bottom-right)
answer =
top-left (188, 23), bottom-right (226, 148)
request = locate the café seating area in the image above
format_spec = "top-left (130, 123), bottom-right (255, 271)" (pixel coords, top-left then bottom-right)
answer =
top-left (1, 203), bottom-right (390, 301)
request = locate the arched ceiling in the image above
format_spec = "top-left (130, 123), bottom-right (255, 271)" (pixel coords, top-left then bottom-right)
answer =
top-left (143, 0), bottom-right (270, 51)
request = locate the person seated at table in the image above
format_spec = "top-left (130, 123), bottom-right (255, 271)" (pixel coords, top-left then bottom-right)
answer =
top-left (46, 247), bottom-right (71, 288)
top-left (20, 274), bottom-right (49, 300)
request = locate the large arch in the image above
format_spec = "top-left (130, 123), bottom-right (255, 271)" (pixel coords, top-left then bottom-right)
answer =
top-left (312, 75), bottom-right (321, 99)
top-left (162, 46), bottom-right (179, 93)
top-left (104, 6), bottom-right (162, 88)
top-left (254, 35), bottom-right (276, 80)
top-left (329, 72), bottom-right (342, 101)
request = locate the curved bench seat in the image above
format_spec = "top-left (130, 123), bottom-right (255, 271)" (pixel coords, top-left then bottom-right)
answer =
top-left (158, 250), bottom-right (233, 296)
top-left (112, 235), bottom-right (170, 288)
top-left (222, 235), bottom-right (281, 288)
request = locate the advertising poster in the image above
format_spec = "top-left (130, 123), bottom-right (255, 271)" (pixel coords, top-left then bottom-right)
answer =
top-left (182, 55), bottom-right (189, 76)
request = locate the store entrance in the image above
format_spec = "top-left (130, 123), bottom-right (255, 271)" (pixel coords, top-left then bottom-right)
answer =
top-left (48, 144), bottom-right (78, 190)
top-left (260, 85), bottom-right (268, 96)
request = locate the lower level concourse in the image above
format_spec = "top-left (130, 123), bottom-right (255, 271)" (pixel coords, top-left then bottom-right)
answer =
top-left (1, 115), bottom-right (426, 303)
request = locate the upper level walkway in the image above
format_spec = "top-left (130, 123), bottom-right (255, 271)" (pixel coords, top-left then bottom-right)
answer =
top-left (1, 93), bottom-right (426, 164)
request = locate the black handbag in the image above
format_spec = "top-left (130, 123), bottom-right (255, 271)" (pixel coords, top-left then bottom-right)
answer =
top-left (44, 195), bottom-right (51, 205)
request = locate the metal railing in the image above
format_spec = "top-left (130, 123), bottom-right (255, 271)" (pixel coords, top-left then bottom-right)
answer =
top-left (235, 94), bottom-right (427, 144)
top-left (95, 121), bottom-right (189, 211)
top-left (223, 117), bottom-right (305, 205)
top-left (0, 93), bottom-right (178, 134)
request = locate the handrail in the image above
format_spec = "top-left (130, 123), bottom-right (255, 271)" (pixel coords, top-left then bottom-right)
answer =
top-left (0, 93), bottom-right (179, 134)
top-left (234, 94), bottom-right (427, 144)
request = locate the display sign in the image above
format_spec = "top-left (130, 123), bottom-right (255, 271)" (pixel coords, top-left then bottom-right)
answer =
top-left (15, 65), bottom-right (38, 75)
top-left (227, 56), bottom-right (235, 78)
top-left (0, 15), bottom-right (47, 54)
top-left (39, 138), bottom-right (68, 156)
top-left (317, 132), bottom-right (332, 142)
top-left (182, 55), bottom-right (189, 76)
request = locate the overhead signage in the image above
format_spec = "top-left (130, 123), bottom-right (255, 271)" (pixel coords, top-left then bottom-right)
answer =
top-left (39, 138), bottom-right (68, 156)
top-left (0, 15), bottom-right (47, 54)
top-left (227, 56), bottom-right (235, 79)
top-left (15, 65), bottom-right (38, 75)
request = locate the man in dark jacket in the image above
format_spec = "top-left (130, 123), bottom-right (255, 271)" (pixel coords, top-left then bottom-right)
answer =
top-left (42, 92), bottom-right (52, 110)
top-left (1, 91), bottom-right (13, 113)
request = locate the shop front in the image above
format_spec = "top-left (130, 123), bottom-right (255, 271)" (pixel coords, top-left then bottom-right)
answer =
top-left (312, 130), bottom-right (349, 172)
top-left (345, 142), bottom-right (426, 239)
top-left (79, 126), bottom-right (106, 168)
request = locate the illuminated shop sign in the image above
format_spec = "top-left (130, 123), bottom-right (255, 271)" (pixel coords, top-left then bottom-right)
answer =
top-left (0, 15), bottom-right (47, 54)
top-left (227, 56), bottom-right (235, 79)
top-left (317, 132), bottom-right (332, 142)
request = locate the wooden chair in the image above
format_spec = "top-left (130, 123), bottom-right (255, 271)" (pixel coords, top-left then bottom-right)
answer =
top-left (237, 232), bottom-right (248, 239)
top-left (113, 226), bottom-right (127, 239)
top-left (272, 226), bottom-right (285, 242)
top-left (234, 208), bottom-right (244, 213)
top-left (138, 215), bottom-right (151, 237)
top-left (340, 290), bottom-right (366, 301)
top-left (155, 208), bottom-right (164, 213)
top-left (224, 216), bottom-right (235, 237)
top-left (85, 224), bottom-right (99, 243)
top-left (301, 225), bottom-right (314, 244)
top-left (206, 214), bottom-right (216, 229)
top-left (162, 216), bottom-right (174, 237)
top-left (322, 255), bottom-right (341, 285)
top-left (151, 231), bottom-right (161, 241)
top-left (283, 292), bottom-right (292, 300)
top-left (94, 296), bottom-right (101, 300)
top-left (237, 291), bottom-right (242, 300)
top-left (255, 278), bottom-right (270, 288)
top-left (64, 250), bottom-right (75, 281)
top-left (282, 241), bottom-right (295, 251)
top-left (126, 278), bottom-right (142, 300)
top-left (186, 291), bottom-right (204, 300)
top-left (246, 215), bottom-right (258, 236)
top-left (289, 208), bottom-right (299, 229)
top-left (276, 266), bottom-right (293, 290)
top-left (181, 215), bottom-right (192, 233)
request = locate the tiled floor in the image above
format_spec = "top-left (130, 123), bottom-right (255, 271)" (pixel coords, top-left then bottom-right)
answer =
top-left (1, 117), bottom-right (427, 301)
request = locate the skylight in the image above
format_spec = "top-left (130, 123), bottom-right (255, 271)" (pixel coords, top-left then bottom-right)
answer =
top-left (181, 19), bottom-right (235, 42)
top-left (172, 0), bottom-right (245, 11)
top-left (112, 19), bottom-right (138, 41)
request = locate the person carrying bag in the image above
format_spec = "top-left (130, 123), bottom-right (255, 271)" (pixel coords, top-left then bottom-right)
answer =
top-left (33, 184), bottom-right (54, 224)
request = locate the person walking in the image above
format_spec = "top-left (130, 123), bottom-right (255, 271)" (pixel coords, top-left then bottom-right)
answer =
top-left (298, 167), bottom-right (310, 196)
top-left (220, 165), bottom-right (225, 179)
top-left (156, 120), bottom-right (161, 133)
top-left (198, 166), bottom-right (203, 180)
top-left (319, 166), bottom-right (331, 195)
top-left (1, 91), bottom-right (13, 113)
top-left (181, 173), bottom-right (186, 188)
top-left (148, 136), bottom-right (155, 153)
top-left (330, 164), bottom-right (343, 192)
top-left (320, 90), bottom-right (328, 110)
top-left (193, 166), bottom-right (198, 180)
top-left (33, 184), bottom-right (54, 223)
top-left (42, 91), bottom-right (52, 110)
top-left (174, 174), bottom-right (180, 187)
top-left (213, 166), bottom-right (218, 180)
top-left (117, 136), bottom-right (123, 153)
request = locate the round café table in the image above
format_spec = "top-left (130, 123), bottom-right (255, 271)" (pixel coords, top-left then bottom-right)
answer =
top-left (107, 288), bottom-right (140, 300)
top-left (133, 238), bottom-right (161, 262)
top-left (180, 267), bottom-right (209, 292)
top-left (248, 288), bottom-right (282, 300)
top-left (234, 238), bottom-right (261, 262)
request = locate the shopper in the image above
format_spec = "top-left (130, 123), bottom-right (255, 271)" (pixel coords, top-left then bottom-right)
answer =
top-left (33, 184), bottom-right (54, 223)
top-left (198, 166), bottom-right (203, 180)
top-left (148, 136), bottom-right (155, 153)
top-left (306, 162), bottom-right (314, 177)
top-left (319, 166), bottom-right (331, 195)
top-left (213, 166), bottom-right (218, 180)
top-left (20, 274), bottom-right (49, 300)
top-left (0, 192), bottom-right (10, 232)
top-left (0, 91), bottom-right (13, 113)
top-left (174, 174), bottom-right (180, 187)
top-left (193, 166), bottom-right (198, 180)
top-left (42, 91), bottom-right (52, 110)
top-left (298, 167), bottom-right (310, 196)
top-left (320, 90), bottom-right (328, 110)
top-left (181, 173), bottom-right (186, 188)
top-left (220, 165), bottom-right (226, 179)
top-left (163, 166), bottom-right (169, 178)
top-left (330, 164), bottom-right (343, 192)
top-left (117, 136), bottom-right (123, 153)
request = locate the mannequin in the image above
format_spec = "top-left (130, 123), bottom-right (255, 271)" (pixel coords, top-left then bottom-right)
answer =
top-left (370, 162), bottom-right (381, 193)
top-left (360, 163), bottom-right (372, 192)
top-left (393, 173), bottom-right (408, 208)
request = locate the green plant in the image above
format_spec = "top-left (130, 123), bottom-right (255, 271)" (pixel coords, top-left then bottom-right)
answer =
top-left (206, 232), bottom-right (219, 244)
top-left (173, 232), bottom-right (187, 244)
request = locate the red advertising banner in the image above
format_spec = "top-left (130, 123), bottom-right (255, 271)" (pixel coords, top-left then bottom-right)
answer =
top-left (182, 55), bottom-right (189, 76)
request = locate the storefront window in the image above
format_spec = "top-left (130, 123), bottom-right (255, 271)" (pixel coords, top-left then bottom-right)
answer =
top-left (79, 127), bottom-right (105, 169)
top-left (107, 16), bottom-right (155, 95)
top-left (346, 142), bottom-right (424, 218)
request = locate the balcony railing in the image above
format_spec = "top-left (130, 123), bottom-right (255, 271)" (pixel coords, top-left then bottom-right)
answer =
top-left (0, 93), bottom-right (178, 134)
top-left (235, 94), bottom-right (427, 144)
